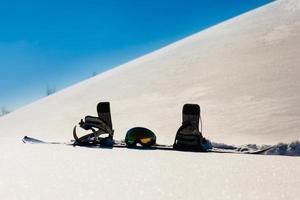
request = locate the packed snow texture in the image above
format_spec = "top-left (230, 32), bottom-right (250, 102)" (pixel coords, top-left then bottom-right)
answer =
top-left (0, 0), bottom-right (300, 199)
top-left (1, 138), bottom-right (299, 200)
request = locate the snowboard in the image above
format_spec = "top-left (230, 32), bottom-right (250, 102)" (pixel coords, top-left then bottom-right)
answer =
top-left (22, 136), bottom-right (273, 155)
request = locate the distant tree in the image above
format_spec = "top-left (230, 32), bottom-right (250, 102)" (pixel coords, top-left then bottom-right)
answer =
top-left (91, 72), bottom-right (98, 77)
top-left (0, 107), bottom-right (10, 116)
top-left (46, 85), bottom-right (57, 96)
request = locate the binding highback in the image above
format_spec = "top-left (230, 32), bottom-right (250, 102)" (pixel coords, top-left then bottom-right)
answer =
top-left (173, 104), bottom-right (205, 151)
top-left (97, 102), bottom-right (113, 131)
top-left (73, 102), bottom-right (114, 145)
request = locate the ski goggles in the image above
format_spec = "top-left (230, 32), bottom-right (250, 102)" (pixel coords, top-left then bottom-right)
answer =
top-left (125, 127), bottom-right (156, 147)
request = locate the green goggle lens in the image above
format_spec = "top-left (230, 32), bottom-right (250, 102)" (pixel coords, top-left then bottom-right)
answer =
top-left (125, 127), bottom-right (156, 147)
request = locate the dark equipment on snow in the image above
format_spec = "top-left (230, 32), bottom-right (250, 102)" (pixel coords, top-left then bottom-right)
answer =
top-left (173, 104), bottom-right (206, 152)
top-left (73, 102), bottom-right (207, 151)
top-left (24, 102), bottom-right (275, 154)
top-left (73, 102), bottom-right (114, 145)
top-left (125, 127), bottom-right (156, 147)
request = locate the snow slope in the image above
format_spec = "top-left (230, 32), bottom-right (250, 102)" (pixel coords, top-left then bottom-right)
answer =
top-left (1, 0), bottom-right (300, 145)
top-left (0, 0), bottom-right (300, 199)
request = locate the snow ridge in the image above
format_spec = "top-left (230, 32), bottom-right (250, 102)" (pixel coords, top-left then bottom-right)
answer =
top-left (263, 141), bottom-right (300, 156)
top-left (211, 140), bottom-right (300, 156)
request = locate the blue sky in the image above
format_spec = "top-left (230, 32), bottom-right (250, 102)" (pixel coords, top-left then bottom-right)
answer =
top-left (0, 0), bottom-right (273, 110)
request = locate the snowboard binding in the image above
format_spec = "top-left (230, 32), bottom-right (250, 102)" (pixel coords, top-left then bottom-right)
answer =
top-left (73, 102), bottom-right (207, 152)
top-left (173, 104), bottom-right (206, 152)
top-left (73, 102), bottom-right (114, 146)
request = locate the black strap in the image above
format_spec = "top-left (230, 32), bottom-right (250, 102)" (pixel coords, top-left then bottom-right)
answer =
top-left (73, 102), bottom-right (114, 146)
top-left (73, 116), bottom-right (114, 145)
top-left (80, 116), bottom-right (113, 136)
top-left (173, 122), bottom-right (204, 151)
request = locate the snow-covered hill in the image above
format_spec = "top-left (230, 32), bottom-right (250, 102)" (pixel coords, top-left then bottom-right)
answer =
top-left (1, 0), bottom-right (300, 145)
top-left (0, 0), bottom-right (300, 199)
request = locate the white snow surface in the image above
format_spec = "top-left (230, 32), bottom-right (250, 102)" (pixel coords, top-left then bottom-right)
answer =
top-left (1, 0), bottom-right (300, 199)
